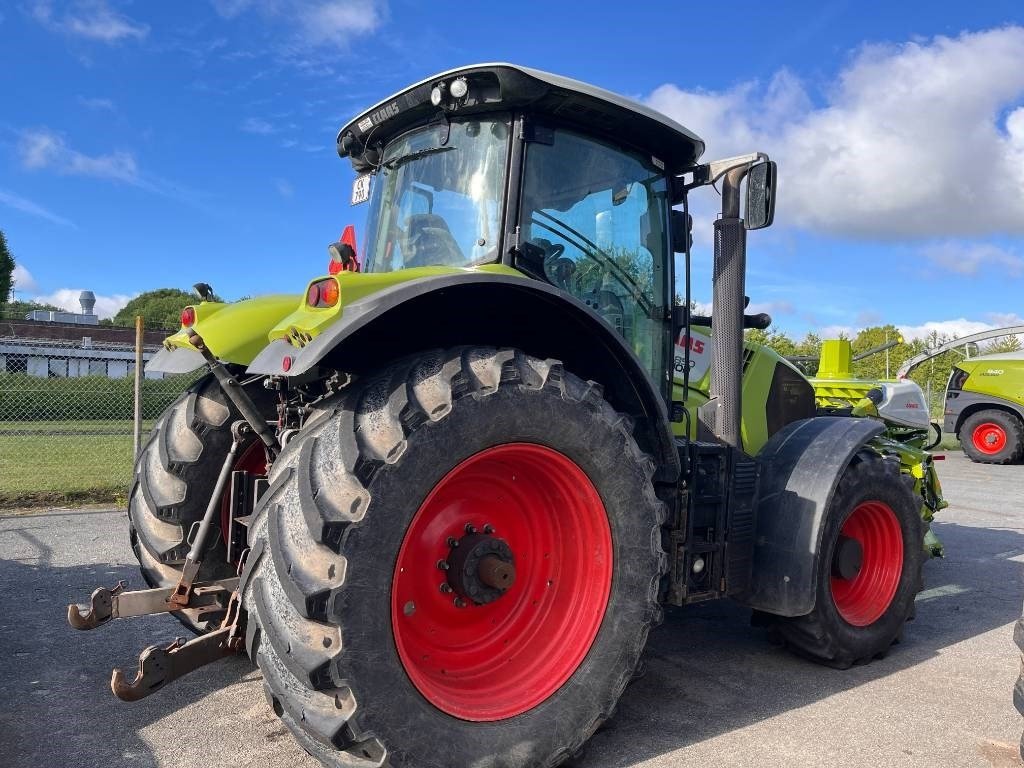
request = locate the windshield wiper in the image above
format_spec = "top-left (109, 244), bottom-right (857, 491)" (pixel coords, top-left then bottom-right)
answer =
top-left (383, 145), bottom-right (456, 171)
top-left (531, 211), bottom-right (654, 314)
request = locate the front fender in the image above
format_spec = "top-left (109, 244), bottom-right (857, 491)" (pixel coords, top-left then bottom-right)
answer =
top-left (735, 416), bottom-right (885, 617)
top-left (146, 294), bottom-right (300, 374)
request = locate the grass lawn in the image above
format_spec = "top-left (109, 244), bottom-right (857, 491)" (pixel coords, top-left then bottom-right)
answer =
top-left (0, 430), bottom-right (136, 507)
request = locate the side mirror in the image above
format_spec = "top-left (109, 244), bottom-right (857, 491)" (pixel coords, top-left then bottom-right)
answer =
top-left (671, 210), bottom-right (693, 253)
top-left (744, 160), bottom-right (776, 230)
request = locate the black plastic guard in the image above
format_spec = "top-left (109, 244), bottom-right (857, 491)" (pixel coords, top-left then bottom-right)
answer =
top-left (734, 416), bottom-right (884, 617)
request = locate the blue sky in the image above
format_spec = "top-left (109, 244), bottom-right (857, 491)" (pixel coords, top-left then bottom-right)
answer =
top-left (1, 1), bottom-right (1023, 340)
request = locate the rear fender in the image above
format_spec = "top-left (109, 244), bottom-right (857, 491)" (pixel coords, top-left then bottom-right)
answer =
top-left (734, 416), bottom-right (885, 617)
top-left (146, 294), bottom-right (301, 374)
top-left (247, 272), bottom-right (681, 483)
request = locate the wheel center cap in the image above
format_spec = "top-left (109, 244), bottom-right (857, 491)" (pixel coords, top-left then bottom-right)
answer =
top-left (446, 530), bottom-right (516, 606)
top-left (832, 534), bottom-right (864, 581)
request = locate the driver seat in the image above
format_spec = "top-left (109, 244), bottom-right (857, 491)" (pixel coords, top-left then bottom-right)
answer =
top-left (403, 214), bottom-right (465, 267)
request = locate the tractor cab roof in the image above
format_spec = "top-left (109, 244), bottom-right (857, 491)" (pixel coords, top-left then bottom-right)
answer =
top-left (337, 63), bottom-right (705, 173)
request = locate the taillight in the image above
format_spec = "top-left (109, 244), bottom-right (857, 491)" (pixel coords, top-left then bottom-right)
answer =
top-left (307, 278), bottom-right (339, 308)
top-left (181, 306), bottom-right (196, 327)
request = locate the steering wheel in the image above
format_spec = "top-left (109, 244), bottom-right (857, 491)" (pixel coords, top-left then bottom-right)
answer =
top-left (538, 241), bottom-right (577, 290)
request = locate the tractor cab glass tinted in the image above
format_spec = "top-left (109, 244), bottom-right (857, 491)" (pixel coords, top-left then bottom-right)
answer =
top-left (361, 117), bottom-right (510, 272)
top-left (519, 129), bottom-right (669, 379)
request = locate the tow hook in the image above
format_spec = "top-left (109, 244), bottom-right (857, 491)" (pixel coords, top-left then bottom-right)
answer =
top-left (109, 583), bottom-right (247, 702)
top-left (66, 419), bottom-right (259, 701)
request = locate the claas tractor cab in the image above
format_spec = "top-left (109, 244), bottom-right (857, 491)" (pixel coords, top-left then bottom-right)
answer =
top-left (69, 64), bottom-right (942, 768)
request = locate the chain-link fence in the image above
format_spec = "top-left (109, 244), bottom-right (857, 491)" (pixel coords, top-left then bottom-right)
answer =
top-left (0, 310), bottom-right (198, 507)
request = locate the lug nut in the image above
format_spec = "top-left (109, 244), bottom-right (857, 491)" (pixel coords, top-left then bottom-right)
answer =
top-left (483, 524), bottom-right (495, 534)
top-left (436, 560), bottom-right (449, 571)
top-left (465, 523), bottom-right (476, 534)
top-left (446, 536), bottom-right (459, 548)
top-left (453, 597), bottom-right (467, 608)
top-left (439, 583), bottom-right (453, 594)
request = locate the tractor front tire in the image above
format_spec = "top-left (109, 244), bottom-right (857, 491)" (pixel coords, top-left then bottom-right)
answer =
top-left (773, 452), bottom-right (924, 668)
top-left (241, 348), bottom-right (667, 768)
top-left (960, 410), bottom-right (1024, 464)
top-left (129, 373), bottom-right (269, 634)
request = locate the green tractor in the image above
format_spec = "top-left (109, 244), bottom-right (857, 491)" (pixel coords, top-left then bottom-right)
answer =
top-left (69, 64), bottom-right (942, 767)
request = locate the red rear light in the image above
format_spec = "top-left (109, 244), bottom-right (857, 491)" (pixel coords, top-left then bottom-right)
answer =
top-left (319, 279), bottom-right (340, 307)
top-left (181, 306), bottom-right (196, 327)
top-left (307, 278), bottom-right (339, 308)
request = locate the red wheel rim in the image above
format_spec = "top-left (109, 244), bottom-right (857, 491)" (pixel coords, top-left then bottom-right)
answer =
top-left (971, 422), bottom-right (1007, 455)
top-left (219, 440), bottom-right (268, 556)
top-left (830, 501), bottom-right (903, 627)
top-left (391, 443), bottom-right (612, 721)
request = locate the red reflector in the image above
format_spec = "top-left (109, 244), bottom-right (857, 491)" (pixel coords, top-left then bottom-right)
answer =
top-left (306, 283), bottom-right (321, 307)
top-left (319, 279), bottom-right (339, 307)
top-left (282, 356), bottom-right (292, 372)
top-left (932, 454), bottom-right (945, 460)
top-left (181, 306), bottom-right (196, 327)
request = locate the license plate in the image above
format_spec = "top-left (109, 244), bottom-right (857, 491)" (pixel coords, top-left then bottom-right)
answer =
top-left (351, 174), bottom-right (371, 205)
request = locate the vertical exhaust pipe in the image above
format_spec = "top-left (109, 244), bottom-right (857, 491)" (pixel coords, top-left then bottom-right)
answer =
top-left (696, 154), bottom-right (767, 450)
top-left (709, 171), bottom-right (747, 448)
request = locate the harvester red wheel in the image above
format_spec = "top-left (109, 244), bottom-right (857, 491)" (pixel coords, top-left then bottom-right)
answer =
top-left (128, 373), bottom-right (271, 634)
top-left (773, 453), bottom-right (924, 668)
top-left (961, 410), bottom-right (1023, 464)
top-left (241, 348), bottom-right (666, 768)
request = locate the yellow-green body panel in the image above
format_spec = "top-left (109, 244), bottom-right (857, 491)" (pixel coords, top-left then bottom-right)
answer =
top-left (267, 264), bottom-right (522, 345)
top-left (162, 295), bottom-right (301, 364)
top-left (958, 357), bottom-right (1024, 404)
top-left (161, 265), bottom-right (525, 365)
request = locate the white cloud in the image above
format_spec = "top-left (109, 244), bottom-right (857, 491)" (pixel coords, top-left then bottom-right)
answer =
top-left (648, 27), bottom-right (1024, 239)
top-left (211, 0), bottom-right (385, 48)
top-left (12, 264), bottom-right (39, 293)
top-left (275, 178), bottom-right (294, 198)
top-left (19, 129), bottom-right (138, 183)
top-left (31, 288), bottom-right (134, 319)
top-left (0, 188), bottom-right (75, 228)
top-left (922, 241), bottom-right (1024, 277)
top-left (241, 117), bottom-right (276, 135)
top-left (30, 1), bottom-right (149, 43)
top-left (77, 95), bottom-right (115, 111)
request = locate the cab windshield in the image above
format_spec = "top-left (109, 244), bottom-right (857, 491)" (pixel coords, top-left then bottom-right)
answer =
top-left (361, 115), bottom-right (510, 272)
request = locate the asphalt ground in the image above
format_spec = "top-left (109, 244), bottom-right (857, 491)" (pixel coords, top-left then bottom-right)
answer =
top-left (0, 451), bottom-right (1021, 768)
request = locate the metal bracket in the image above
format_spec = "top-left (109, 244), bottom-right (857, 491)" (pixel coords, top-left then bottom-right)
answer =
top-left (67, 577), bottom-right (239, 631)
top-left (110, 626), bottom-right (234, 701)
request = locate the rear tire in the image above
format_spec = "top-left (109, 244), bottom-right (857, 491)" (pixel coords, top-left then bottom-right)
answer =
top-left (241, 347), bottom-right (667, 768)
top-left (773, 453), bottom-right (924, 668)
top-left (129, 373), bottom-right (269, 633)
top-left (960, 410), bottom-right (1023, 464)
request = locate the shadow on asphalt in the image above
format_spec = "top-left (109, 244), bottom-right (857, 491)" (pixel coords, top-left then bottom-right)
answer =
top-left (0, 527), bottom-right (253, 768)
top-left (586, 520), bottom-right (1024, 766)
top-left (0, 513), bottom-right (1021, 768)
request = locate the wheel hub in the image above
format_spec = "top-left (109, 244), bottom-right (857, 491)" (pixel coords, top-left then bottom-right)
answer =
top-left (443, 527), bottom-right (516, 606)
top-left (831, 535), bottom-right (863, 581)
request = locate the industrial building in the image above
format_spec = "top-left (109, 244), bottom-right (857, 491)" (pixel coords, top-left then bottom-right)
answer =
top-left (0, 291), bottom-right (168, 379)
